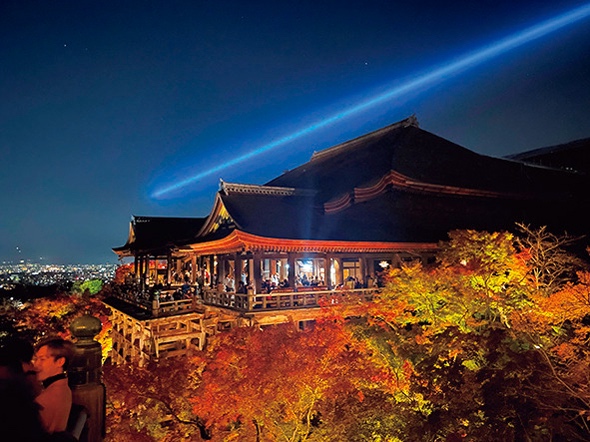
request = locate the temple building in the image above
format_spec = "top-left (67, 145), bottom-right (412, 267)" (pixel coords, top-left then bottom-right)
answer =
top-left (107, 116), bottom-right (589, 363)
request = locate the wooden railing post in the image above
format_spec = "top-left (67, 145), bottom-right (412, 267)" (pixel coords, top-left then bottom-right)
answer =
top-left (68, 314), bottom-right (106, 442)
top-left (152, 293), bottom-right (160, 317)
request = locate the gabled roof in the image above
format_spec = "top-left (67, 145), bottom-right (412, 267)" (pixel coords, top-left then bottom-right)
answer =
top-left (218, 182), bottom-right (323, 240)
top-left (113, 216), bottom-right (207, 257)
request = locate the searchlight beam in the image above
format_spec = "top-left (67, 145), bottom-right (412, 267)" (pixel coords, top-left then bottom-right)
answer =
top-left (153, 3), bottom-right (590, 198)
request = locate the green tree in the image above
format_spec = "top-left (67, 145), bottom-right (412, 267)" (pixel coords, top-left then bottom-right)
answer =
top-left (71, 278), bottom-right (103, 295)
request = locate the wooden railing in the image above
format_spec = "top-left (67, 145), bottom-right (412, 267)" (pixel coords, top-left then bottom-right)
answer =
top-left (202, 287), bottom-right (378, 312)
top-left (157, 297), bottom-right (200, 315)
top-left (110, 285), bottom-right (378, 316)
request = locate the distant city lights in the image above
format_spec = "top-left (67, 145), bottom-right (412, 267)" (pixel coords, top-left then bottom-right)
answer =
top-left (0, 263), bottom-right (118, 290)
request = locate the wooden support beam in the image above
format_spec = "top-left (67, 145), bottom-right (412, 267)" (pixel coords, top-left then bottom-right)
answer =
top-left (253, 253), bottom-right (262, 294)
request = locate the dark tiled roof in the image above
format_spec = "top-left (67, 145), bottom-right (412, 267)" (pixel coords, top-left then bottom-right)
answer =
top-left (220, 192), bottom-right (324, 240)
top-left (113, 216), bottom-right (207, 254)
top-left (267, 117), bottom-right (585, 203)
top-left (216, 183), bottom-right (585, 246)
top-left (505, 137), bottom-right (590, 176)
top-left (255, 117), bottom-right (587, 240)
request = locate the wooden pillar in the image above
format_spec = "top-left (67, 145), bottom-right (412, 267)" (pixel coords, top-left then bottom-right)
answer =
top-left (207, 255), bottom-right (215, 287)
top-left (253, 253), bottom-right (262, 294)
top-left (359, 255), bottom-right (366, 286)
top-left (279, 257), bottom-right (288, 281)
top-left (146, 256), bottom-right (151, 286)
top-left (140, 255), bottom-right (147, 291)
top-left (334, 257), bottom-right (343, 287)
top-left (218, 256), bottom-right (226, 287)
top-left (144, 255), bottom-right (150, 287)
top-left (166, 253), bottom-right (172, 286)
top-left (319, 253), bottom-right (327, 285)
top-left (244, 257), bottom-right (251, 285)
top-left (287, 253), bottom-right (296, 288)
top-left (204, 255), bottom-right (209, 285)
top-left (191, 254), bottom-right (197, 284)
top-left (270, 258), bottom-right (277, 280)
top-left (326, 254), bottom-right (332, 288)
top-left (234, 254), bottom-right (242, 286)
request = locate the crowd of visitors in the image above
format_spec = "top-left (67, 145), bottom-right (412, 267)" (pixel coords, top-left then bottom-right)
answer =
top-left (114, 264), bottom-right (386, 312)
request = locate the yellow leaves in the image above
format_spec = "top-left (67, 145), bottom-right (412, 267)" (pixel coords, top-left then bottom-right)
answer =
top-left (370, 436), bottom-right (403, 442)
top-left (516, 271), bottom-right (590, 342)
top-left (462, 359), bottom-right (480, 371)
top-left (441, 230), bottom-right (517, 273)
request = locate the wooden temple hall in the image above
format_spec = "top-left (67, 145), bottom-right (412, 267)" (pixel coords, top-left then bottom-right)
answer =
top-left (114, 205), bottom-right (436, 295)
top-left (107, 115), bottom-right (589, 364)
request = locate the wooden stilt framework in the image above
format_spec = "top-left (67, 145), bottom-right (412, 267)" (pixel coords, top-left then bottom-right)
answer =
top-left (109, 305), bottom-right (208, 366)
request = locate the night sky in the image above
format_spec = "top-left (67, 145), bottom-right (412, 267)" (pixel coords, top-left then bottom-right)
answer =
top-left (2, 1), bottom-right (590, 264)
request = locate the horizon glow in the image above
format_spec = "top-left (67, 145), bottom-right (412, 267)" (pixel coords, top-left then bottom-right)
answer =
top-left (152, 2), bottom-right (590, 199)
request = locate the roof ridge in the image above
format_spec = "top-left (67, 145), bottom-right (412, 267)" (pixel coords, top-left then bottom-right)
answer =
top-left (219, 180), bottom-right (316, 197)
top-left (310, 114), bottom-right (419, 162)
top-left (133, 215), bottom-right (206, 222)
top-left (506, 137), bottom-right (590, 160)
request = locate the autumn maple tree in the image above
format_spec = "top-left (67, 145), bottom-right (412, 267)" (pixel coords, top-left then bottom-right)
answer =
top-left (103, 356), bottom-right (208, 442)
top-left (191, 319), bottom-right (392, 441)
top-left (0, 287), bottom-right (112, 359)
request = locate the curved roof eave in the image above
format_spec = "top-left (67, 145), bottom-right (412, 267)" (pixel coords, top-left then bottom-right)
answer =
top-left (186, 229), bottom-right (438, 255)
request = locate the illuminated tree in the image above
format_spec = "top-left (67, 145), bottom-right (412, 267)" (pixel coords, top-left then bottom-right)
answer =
top-left (114, 263), bottom-right (134, 284)
top-left (1, 291), bottom-right (112, 360)
top-left (4, 227), bottom-right (588, 441)
top-left (71, 278), bottom-right (104, 295)
top-left (510, 271), bottom-right (590, 439)
top-left (103, 356), bottom-right (208, 442)
top-left (191, 320), bottom-right (393, 441)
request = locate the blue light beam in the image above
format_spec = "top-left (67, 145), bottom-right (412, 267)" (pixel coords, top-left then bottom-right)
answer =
top-left (153, 3), bottom-right (590, 198)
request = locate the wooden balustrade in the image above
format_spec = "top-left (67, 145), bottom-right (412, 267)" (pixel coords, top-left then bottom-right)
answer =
top-left (111, 285), bottom-right (378, 315)
top-left (202, 287), bottom-right (377, 311)
top-left (157, 298), bottom-right (198, 314)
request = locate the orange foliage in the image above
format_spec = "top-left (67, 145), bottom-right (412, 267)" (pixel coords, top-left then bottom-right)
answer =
top-left (7, 292), bottom-right (112, 360)
top-left (114, 263), bottom-right (134, 284)
top-left (103, 356), bottom-right (206, 442)
top-left (192, 320), bottom-right (387, 441)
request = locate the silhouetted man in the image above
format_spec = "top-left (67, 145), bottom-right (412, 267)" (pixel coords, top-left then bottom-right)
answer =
top-left (33, 337), bottom-right (74, 434)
